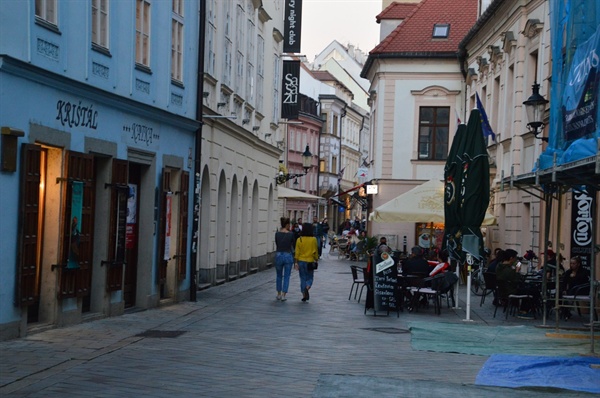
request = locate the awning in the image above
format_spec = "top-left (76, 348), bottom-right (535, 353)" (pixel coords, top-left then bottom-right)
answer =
top-left (277, 186), bottom-right (321, 200)
top-left (329, 198), bottom-right (346, 207)
top-left (332, 183), bottom-right (365, 197)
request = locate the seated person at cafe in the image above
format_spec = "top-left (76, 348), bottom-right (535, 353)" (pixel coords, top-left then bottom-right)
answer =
top-left (429, 250), bottom-right (450, 277)
top-left (377, 236), bottom-right (391, 252)
top-left (402, 246), bottom-right (430, 276)
top-left (560, 256), bottom-right (590, 319)
top-left (486, 248), bottom-right (504, 273)
top-left (495, 249), bottom-right (541, 319)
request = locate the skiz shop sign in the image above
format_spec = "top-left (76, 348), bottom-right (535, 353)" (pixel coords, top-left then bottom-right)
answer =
top-left (570, 186), bottom-right (595, 272)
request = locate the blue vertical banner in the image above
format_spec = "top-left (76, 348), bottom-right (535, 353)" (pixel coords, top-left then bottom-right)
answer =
top-left (67, 181), bottom-right (83, 269)
top-left (283, 0), bottom-right (303, 53)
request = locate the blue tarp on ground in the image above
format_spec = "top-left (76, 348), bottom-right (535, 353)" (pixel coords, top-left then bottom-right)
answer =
top-left (409, 322), bottom-right (591, 356)
top-left (476, 354), bottom-right (600, 394)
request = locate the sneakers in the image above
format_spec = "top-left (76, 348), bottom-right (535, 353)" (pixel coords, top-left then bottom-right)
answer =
top-left (280, 295), bottom-right (287, 302)
top-left (276, 294), bottom-right (281, 300)
top-left (517, 311), bottom-right (535, 319)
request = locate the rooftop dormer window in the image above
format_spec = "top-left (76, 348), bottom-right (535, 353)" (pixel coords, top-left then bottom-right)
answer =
top-left (433, 24), bottom-right (450, 38)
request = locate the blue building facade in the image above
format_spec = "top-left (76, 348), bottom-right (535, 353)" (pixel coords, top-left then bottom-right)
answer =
top-left (0, 0), bottom-right (200, 340)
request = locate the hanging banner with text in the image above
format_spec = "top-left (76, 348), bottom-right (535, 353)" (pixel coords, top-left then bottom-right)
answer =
top-left (284, 0), bottom-right (303, 53)
top-left (570, 186), bottom-right (596, 272)
top-left (281, 60), bottom-right (300, 119)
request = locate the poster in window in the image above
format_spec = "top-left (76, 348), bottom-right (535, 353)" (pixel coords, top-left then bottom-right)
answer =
top-left (126, 184), bottom-right (137, 249)
top-left (67, 181), bottom-right (83, 269)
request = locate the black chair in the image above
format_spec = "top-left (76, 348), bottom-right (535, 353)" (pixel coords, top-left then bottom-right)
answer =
top-left (480, 272), bottom-right (497, 306)
top-left (349, 265), bottom-right (366, 301)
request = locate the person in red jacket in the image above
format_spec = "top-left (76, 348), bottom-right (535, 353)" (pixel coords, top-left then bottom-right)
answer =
top-left (429, 250), bottom-right (450, 277)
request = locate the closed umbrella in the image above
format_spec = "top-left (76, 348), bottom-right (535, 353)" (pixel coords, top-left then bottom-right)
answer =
top-left (444, 109), bottom-right (490, 320)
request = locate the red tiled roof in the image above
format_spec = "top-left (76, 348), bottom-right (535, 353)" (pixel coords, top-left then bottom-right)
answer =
top-left (376, 2), bottom-right (419, 23)
top-left (370, 0), bottom-right (478, 55)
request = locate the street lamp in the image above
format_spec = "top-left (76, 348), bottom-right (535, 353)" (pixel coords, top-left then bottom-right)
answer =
top-left (276, 145), bottom-right (312, 185)
top-left (523, 82), bottom-right (549, 142)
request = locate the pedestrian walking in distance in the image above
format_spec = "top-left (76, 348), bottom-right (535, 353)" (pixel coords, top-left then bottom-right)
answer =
top-left (274, 217), bottom-right (295, 301)
top-left (294, 223), bottom-right (319, 302)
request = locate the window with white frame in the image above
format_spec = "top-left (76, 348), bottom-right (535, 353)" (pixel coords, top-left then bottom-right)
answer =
top-left (235, 4), bottom-right (245, 93)
top-left (205, 0), bottom-right (216, 76)
top-left (92, 0), bottom-right (109, 48)
top-left (36, 0), bottom-right (57, 25)
top-left (135, 0), bottom-right (151, 67)
top-left (246, 19), bottom-right (255, 104)
top-left (272, 54), bottom-right (280, 123)
top-left (418, 106), bottom-right (449, 160)
top-left (256, 35), bottom-right (264, 112)
top-left (223, 2), bottom-right (232, 86)
top-left (171, 0), bottom-right (184, 82)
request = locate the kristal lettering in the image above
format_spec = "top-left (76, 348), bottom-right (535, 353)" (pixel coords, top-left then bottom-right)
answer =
top-left (56, 100), bottom-right (99, 130)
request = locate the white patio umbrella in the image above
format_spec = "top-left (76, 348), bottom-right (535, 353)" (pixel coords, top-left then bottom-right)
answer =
top-left (369, 179), bottom-right (495, 225)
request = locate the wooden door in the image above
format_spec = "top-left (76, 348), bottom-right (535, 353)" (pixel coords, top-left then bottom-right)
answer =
top-left (59, 151), bottom-right (94, 299)
top-left (106, 159), bottom-right (128, 291)
top-left (177, 171), bottom-right (189, 280)
top-left (157, 168), bottom-right (171, 288)
top-left (17, 144), bottom-right (43, 306)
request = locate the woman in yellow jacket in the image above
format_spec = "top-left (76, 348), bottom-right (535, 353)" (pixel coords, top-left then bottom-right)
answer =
top-left (294, 222), bottom-right (319, 301)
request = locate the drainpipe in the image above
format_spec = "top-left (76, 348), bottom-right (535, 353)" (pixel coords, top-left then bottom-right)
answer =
top-left (190, 0), bottom-right (206, 302)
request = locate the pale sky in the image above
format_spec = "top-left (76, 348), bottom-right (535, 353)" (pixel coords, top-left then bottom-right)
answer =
top-left (301, 0), bottom-right (382, 62)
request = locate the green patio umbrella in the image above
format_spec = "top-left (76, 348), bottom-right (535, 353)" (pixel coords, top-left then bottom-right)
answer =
top-left (443, 110), bottom-right (490, 263)
top-left (458, 108), bottom-right (490, 262)
top-left (443, 123), bottom-right (467, 261)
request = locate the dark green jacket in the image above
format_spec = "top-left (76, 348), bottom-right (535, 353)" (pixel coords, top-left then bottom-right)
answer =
top-left (495, 261), bottom-right (519, 296)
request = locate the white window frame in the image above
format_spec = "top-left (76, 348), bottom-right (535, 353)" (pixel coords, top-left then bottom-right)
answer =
top-left (92, 0), bottom-right (109, 49)
top-left (223, 3), bottom-right (232, 86)
top-left (205, 0), bottom-right (216, 76)
top-left (272, 54), bottom-right (280, 124)
top-left (35, 0), bottom-right (57, 25)
top-left (235, 4), bottom-right (244, 93)
top-left (171, 0), bottom-right (184, 82)
top-left (246, 19), bottom-right (255, 104)
top-left (256, 35), bottom-right (265, 112)
top-left (135, 0), bottom-right (151, 67)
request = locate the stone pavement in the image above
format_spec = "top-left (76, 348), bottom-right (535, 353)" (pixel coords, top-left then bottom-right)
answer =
top-left (0, 248), bottom-right (594, 397)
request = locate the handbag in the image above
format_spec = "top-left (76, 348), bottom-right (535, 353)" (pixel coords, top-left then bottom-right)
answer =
top-left (308, 262), bottom-right (319, 271)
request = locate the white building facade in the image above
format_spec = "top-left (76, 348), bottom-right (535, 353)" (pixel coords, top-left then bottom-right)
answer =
top-left (198, 0), bottom-right (285, 284)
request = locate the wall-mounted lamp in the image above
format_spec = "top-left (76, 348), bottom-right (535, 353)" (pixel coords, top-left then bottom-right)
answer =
top-left (275, 145), bottom-right (312, 185)
top-left (217, 102), bottom-right (227, 108)
top-left (242, 119), bottom-right (250, 125)
top-left (252, 126), bottom-right (260, 131)
top-left (1, 127), bottom-right (25, 172)
top-left (523, 82), bottom-right (549, 142)
top-left (202, 91), bottom-right (210, 98)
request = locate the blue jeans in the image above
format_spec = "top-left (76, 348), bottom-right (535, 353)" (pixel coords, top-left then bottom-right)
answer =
top-left (275, 252), bottom-right (293, 293)
top-left (316, 235), bottom-right (322, 257)
top-left (298, 261), bottom-right (314, 293)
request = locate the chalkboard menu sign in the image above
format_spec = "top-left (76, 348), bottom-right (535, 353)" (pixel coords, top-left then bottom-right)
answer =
top-left (373, 253), bottom-right (400, 313)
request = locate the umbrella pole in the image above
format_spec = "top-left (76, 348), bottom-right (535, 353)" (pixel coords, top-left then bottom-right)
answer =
top-left (452, 260), bottom-right (460, 309)
top-left (464, 269), bottom-right (472, 321)
top-left (463, 254), bottom-right (474, 322)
